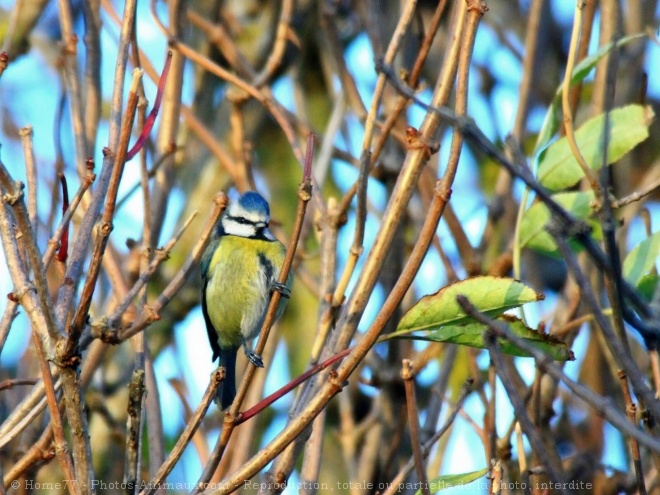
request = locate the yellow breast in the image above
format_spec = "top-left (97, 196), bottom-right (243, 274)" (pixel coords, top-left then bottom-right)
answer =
top-left (205, 235), bottom-right (286, 349)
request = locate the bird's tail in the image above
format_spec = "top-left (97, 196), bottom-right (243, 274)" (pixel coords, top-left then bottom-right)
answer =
top-left (216, 348), bottom-right (237, 410)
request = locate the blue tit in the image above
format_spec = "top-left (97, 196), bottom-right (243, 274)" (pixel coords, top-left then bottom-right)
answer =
top-left (201, 191), bottom-right (293, 409)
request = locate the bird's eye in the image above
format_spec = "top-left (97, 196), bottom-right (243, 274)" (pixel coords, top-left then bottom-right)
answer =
top-left (229, 215), bottom-right (251, 225)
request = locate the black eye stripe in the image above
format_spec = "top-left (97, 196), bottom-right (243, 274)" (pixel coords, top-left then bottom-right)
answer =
top-left (228, 215), bottom-right (253, 225)
top-left (227, 215), bottom-right (268, 227)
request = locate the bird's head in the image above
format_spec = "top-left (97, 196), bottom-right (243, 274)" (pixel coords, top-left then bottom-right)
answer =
top-left (221, 191), bottom-right (275, 240)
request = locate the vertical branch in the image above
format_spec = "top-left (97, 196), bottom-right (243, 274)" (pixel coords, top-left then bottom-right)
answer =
top-left (19, 126), bottom-right (37, 235)
top-left (485, 336), bottom-right (568, 492)
top-left (0, 163), bottom-right (60, 346)
top-left (150, 0), bottom-right (185, 246)
top-left (299, 196), bottom-right (341, 492)
top-left (380, 380), bottom-right (473, 495)
top-left (124, 369), bottom-right (146, 493)
top-left (140, 370), bottom-right (223, 495)
top-left (144, 352), bottom-right (165, 481)
top-left (56, 0), bottom-right (89, 176)
top-left (402, 360), bottom-right (430, 495)
top-left (486, 363), bottom-right (497, 464)
top-left (82, 0), bottom-right (102, 155)
top-left (227, 88), bottom-right (254, 192)
top-left (561, 0), bottom-right (600, 193)
top-left (371, 0), bottom-right (449, 166)
top-left (618, 371), bottom-right (646, 494)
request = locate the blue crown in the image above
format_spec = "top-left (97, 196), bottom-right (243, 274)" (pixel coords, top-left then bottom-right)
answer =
top-left (237, 191), bottom-right (270, 216)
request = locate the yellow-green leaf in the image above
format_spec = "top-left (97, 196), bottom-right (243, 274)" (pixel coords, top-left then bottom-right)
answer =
top-left (405, 315), bottom-right (573, 361)
top-left (623, 231), bottom-right (660, 288)
top-left (394, 277), bottom-right (543, 335)
top-left (533, 34), bottom-right (646, 156)
top-left (537, 105), bottom-right (654, 191)
top-left (415, 468), bottom-right (489, 495)
top-left (519, 191), bottom-right (602, 256)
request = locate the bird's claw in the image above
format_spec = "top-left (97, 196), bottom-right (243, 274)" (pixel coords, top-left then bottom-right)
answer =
top-left (270, 282), bottom-right (291, 298)
top-left (245, 349), bottom-right (264, 368)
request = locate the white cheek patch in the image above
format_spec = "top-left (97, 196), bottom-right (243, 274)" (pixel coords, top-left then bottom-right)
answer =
top-left (222, 218), bottom-right (256, 237)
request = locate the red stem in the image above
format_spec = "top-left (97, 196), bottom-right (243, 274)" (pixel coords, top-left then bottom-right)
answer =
top-left (56, 173), bottom-right (70, 262)
top-left (126, 51), bottom-right (173, 160)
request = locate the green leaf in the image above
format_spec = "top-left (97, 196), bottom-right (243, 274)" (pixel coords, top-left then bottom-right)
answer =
top-left (394, 277), bottom-right (543, 335)
top-left (533, 33), bottom-right (646, 155)
top-left (570, 33), bottom-right (646, 84)
top-left (417, 468), bottom-right (489, 495)
top-left (404, 315), bottom-right (573, 361)
top-left (537, 105), bottom-right (654, 191)
top-left (623, 231), bottom-right (660, 287)
top-left (635, 273), bottom-right (660, 303)
top-left (519, 191), bottom-right (602, 256)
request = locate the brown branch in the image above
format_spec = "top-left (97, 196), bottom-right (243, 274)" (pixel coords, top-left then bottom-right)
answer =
top-left (19, 126), bottom-right (38, 235)
top-left (0, 162), bottom-right (61, 345)
top-left (402, 360), bottom-right (430, 495)
top-left (56, 0), bottom-right (89, 177)
top-left (618, 370), bottom-right (647, 494)
top-left (30, 332), bottom-right (78, 495)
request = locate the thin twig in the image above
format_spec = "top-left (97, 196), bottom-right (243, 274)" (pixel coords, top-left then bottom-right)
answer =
top-left (19, 126), bottom-right (37, 235)
top-left (140, 369), bottom-right (224, 495)
top-left (105, 211), bottom-right (198, 330)
top-left (42, 171), bottom-right (96, 269)
top-left (371, 0), bottom-right (449, 166)
top-left (3, 424), bottom-right (55, 485)
top-left (252, 0), bottom-right (294, 87)
top-left (618, 370), bottom-right (647, 494)
top-left (481, 324), bottom-right (569, 494)
top-left (550, 228), bottom-right (660, 421)
top-left (455, 295), bottom-right (660, 453)
top-left (380, 380), bottom-right (473, 495)
top-left (31, 332), bottom-right (79, 495)
top-left (331, 0), bottom-right (418, 305)
top-left (561, 0), bottom-right (600, 194)
top-left (56, 0), bottom-right (89, 177)
top-left (402, 360), bottom-right (430, 495)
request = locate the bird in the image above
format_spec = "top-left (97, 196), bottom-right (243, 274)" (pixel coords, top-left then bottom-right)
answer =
top-left (200, 191), bottom-right (293, 409)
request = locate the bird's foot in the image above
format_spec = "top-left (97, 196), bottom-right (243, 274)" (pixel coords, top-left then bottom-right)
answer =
top-left (245, 349), bottom-right (264, 368)
top-left (270, 281), bottom-right (291, 298)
